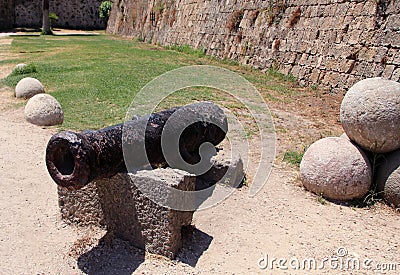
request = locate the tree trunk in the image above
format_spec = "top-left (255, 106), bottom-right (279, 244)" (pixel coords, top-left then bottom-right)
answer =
top-left (42, 0), bottom-right (52, 35)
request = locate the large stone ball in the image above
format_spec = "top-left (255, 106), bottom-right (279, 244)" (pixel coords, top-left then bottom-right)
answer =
top-left (340, 77), bottom-right (400, 153)
top-left (376, 150), bottom-right (400, 208)
top-left (15, 77), bottom-right (45, 99)
top-left (24, 94), bottom-right (64, 126)
top-left (14, 63), bottom-right (27, 71)
top-left (300, 137), bottom-right (372, 201)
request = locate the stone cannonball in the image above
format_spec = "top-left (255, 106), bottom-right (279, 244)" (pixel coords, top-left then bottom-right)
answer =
top-left (15, 77), bottom-right (45, 99)
top-left (14, 63), bottom-right (27, 71)
top-left (340, 77), bottom-right (400, 153)
top-left (376, 150), bottom-right (400, 208)
top-left (300, 137), bottom-right (372, 201)
top-left (24, 94), bottom-right (64, 126)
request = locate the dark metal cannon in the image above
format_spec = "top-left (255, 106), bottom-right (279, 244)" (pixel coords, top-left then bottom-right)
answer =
top-left (46, 101), bottom-right (228, 189)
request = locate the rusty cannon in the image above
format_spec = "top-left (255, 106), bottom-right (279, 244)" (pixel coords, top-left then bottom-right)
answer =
top-left (46, 101), bottom-right (228, 189)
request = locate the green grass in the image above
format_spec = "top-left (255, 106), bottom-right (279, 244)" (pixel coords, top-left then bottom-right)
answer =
top-left (0, 34), bottom-right (298, 131)
top-left (350, 190), bottom-right (382, 208)
top-left (1, 35), bottom-right (188, 129)
top-left (316, 194), bottom-right (328, 205)
top-left (283, 148), bottom-right (306, 167)
top-left (165, 44), bottom-right (206, 58)
top-left (9, 63), bottom-right (38, 76)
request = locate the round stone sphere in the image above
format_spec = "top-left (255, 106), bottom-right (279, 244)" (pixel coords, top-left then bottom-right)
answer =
top-left (15, 77), bottom-right (45, 99)
top-left (300, 137), bottom-right (372, 201)
top-left (14, 63), bottom-right (27, 71)
top-left (24, 94), bottom-right (64, 126)
top-left (340, 77), bottom-right (400, 153)
top-left (376, 150), bottom-right (400, 208)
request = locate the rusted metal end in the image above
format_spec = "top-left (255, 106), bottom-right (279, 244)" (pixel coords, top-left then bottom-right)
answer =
top-left (46, 131), bottom-right (93, 189)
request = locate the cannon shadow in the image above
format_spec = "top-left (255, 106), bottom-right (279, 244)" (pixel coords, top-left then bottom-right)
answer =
top-left (177, 225), bottom-right (213, 267)
top-left (77, 234), bottom-right (145, 275)
top-left (77, 226), bottom-right (213, 273)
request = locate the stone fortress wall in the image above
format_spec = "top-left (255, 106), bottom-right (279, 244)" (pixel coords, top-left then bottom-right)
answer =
top-left (106, 0), bottom-right (400, 93)
top-left (0, 0), bottom-right (14, 29)
top-left (1, 0), bottom-right (106, 30)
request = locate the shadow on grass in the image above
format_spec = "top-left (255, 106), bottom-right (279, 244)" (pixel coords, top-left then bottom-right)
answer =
top-left (0, 27), bottom-right (99, 37)
top-left (53, 33), bottom-right (100, 36)
top-left (0, 27), bottom-right (41, 33)
top-left (0, 28), bottom-right (40, 37)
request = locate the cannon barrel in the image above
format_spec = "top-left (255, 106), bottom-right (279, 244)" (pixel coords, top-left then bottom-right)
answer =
top-left (46, 102), bottom-right (228, 189)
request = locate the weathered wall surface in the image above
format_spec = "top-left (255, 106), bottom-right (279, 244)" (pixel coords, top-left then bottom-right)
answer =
top-left (13, 0), bottom-right (40, 28)
top-left (0, 0), bottom-right (14, 29)
top-left (51, 0), bottom-right (106, 29)
top-left (107, 0), bottom-right (400, 93)
top-left (10, 0), bottom-right (106, 29)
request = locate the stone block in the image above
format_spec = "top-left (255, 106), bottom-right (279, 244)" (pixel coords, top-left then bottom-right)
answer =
top-left (374, 46), bottom-right (389, 64)
top-left (198, 151), bottom-right (244, 190)
top-left (307, 54), bottom-right (318, 67)
top-left (299, 53), bottom-right (309, 65)
top-left (325, 57), bottom-right (337, 71)
top-left (316, 56), bottom-right (325, 69)
top-left (58, 169), bottom-right (196, 259)
top-left (352, 61), bottom-right (369, 77)
top-left (309, 68), bottom-right (321, 83)
top-left (291, 65), bottom-right (302, 77)
top-left (382, 65), bottom-right (396, 79)
top-left (387, 48), bottom-right (398, 64)
top-left (325, 71), bottom-right (340, 87)
top-left (346, 29), bottom-right (362, 45)
top-left (352, 2), bottom-right (365, 17)
top-left (335, 2), bottom-right (349, 17)
top-left (97, 170), bottom-right (195, 259)
top-left (335, 32), bottom-right (344, 43)
top-left (336, 73), bottom-right (349, 90)
top-left (58, 181), bottom-right (105, 226)
top-left (345, 74), bottom-right (360, 89)
top-left (359, 16), bottom-right (376, 30)
top-left (391, 68), bottom-right (400, 82)
top-left (280, 64), bottom-right (293, 75)
top-left (321, 17), bottom-right (335, 30)
top-left (326, 3), bottom-right (338, 17)
top-left (358, 47), bottom-right (377, 63)
top-left (342, 59), bottom-right (356, 74)
top-left (386, 0), bottom-right (400, 15)
top-left (362, 0), bottom-right (377, 16)
top-left (386, 31), bottom-right (400, 48)
top-left (309, 5), bottom-right (319, 17)
top-left (392, 51), bottom-right (400, 66)
top-left (371, 63), bottom-right (385, 77)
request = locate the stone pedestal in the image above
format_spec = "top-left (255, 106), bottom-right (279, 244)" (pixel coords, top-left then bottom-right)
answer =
top-left (58, 168), bottom-right (196, 259)
top-left (58, 154), bottom-right (244, 258)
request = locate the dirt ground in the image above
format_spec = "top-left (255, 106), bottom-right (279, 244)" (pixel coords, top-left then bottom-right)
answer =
top-left (1, 36), bottom-right (399, 274)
